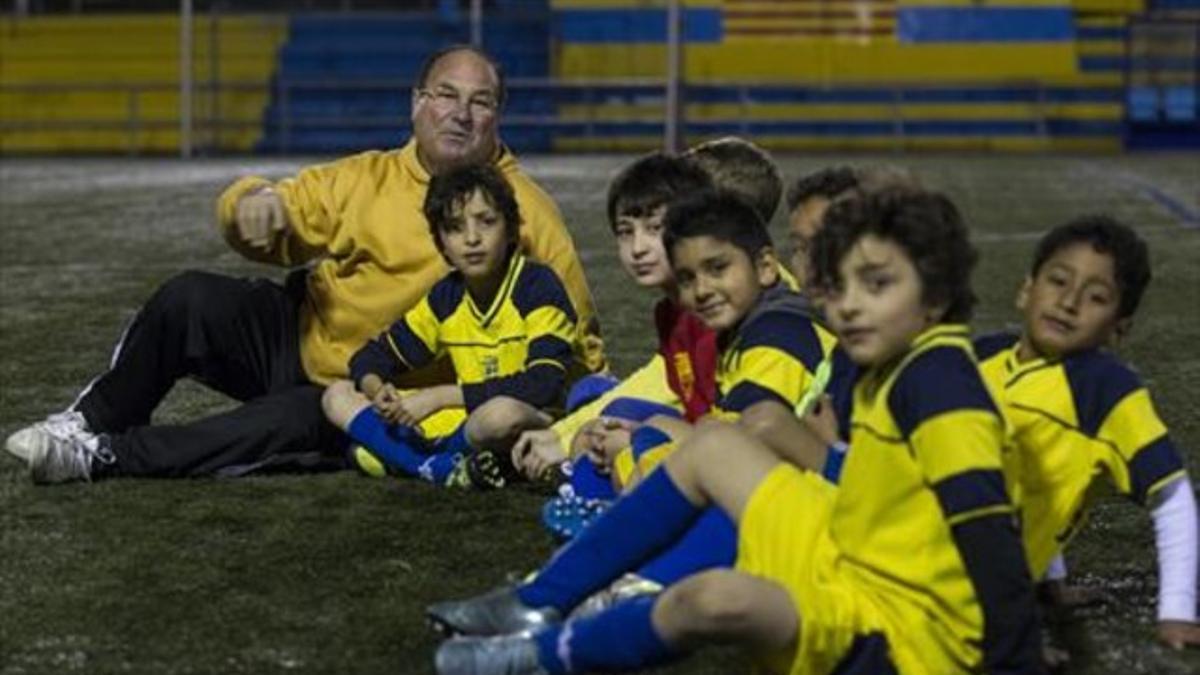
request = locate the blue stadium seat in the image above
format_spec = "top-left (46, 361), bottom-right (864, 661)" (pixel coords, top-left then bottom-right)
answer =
top-left (1165, 86), bottom-right (1197, 122)
top-left (258, 10), bottom-right (553, 154)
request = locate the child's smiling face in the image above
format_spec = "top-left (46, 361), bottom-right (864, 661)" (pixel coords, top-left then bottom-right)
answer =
top-left (670, 234), bottom-right (778, 333)
top-left (1017, 241), bottom-right (1124, 360)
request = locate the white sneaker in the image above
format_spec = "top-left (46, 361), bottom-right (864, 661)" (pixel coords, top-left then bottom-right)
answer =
top-left (40, 410), bottom-right (91, 440)
top-left (5, 420), bottom-right (107, 484)
top-left (5, 410), bottom-right (91, 461)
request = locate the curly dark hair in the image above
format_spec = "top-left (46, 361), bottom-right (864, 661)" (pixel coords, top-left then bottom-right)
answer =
top-left (811, 188), bottom-right (978, 323)
top-left (784, 166), bottom-right (860, 212)
top-left (663, 191), bottom-right (772, 264)
top-left (1031, 214), bottom-right (1151, 319)
top-left (423, 164), bottom-right (521, 257)
top-left (606, 152), bottom-right (713, 229)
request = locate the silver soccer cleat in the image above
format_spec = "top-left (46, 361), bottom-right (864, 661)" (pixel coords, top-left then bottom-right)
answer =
top-left (434, 635), bottom-right (548, 675)
top-left (569, 573), bottom-right (663, 621)
top-left (427, 586), bottom-right (561, 638)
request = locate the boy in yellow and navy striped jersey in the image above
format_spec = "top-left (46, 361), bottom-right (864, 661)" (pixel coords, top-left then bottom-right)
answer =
top-left (428, 188), bottom-right (1040, 674)
top-left (975, 215), bottom-right (1198, 649)
top-left (321, 164), bottom-right (577, 489)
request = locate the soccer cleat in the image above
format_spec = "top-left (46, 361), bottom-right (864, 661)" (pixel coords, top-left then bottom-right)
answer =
top-left (541, 492), bottom-right (611, 541)
top-left (434, 635), bottom-right (548, 675)
top-left (427, 586), bottom-right (561, 638)
top-left (4, 422), bottom-right (112, 484)
top-left (569, 573), bottom-right (663, 621)
top-left (444, 451), bottom-right (507, 491)
top-left (348, 444), bottom-right (390, 478)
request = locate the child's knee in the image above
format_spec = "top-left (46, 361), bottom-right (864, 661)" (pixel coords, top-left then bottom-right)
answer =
top-left (322, 380), bottom-right (365, 427)
top-left (465, 396), bottom-right (527, 445)
top-left (660, 570), bottom-right (759, 638)
top-left (674, 420), bottom-right (741, 468)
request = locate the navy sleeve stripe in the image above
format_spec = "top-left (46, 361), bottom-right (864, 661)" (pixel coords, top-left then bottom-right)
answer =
top-left (828, 347), bottom-right (859, 443)
top-left (1129, 435), bottom-right (1186, 503)
top-left (933, 469), bottom-right (1011, 519)
top-left (511, 263), bottom-right (578, 322)
top-left (720, 381), bottom-right (790, 413)
top-left (831, 633), bottom-right (898, 674)
top-left (527, 334), bottom-right (573, 363)
top-left (739, 312), bottom-right (826, 372)
top-left (889, 346), bottom-right (998, 438)
top-left (972, 331), bottom-right (1020, 361)
top-left (348, 338), bottom-right (401, 385)
top-left (427, 275), bottom-right (466, 322)
top-left (601, 397), bottom-right (682, 423)
top-left (460, 362), bottom-right (567, 411)
top-left (1063, 351), bottom-right (1141, 437)
top-left (631, 426), bottom-right (673, 460)
top-left (950, 514), bottom-right (1043, 671)
top-left (392, 320), bottom-right (436, 368)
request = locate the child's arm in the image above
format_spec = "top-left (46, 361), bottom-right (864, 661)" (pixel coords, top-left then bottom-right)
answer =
top-left (348, 299), bottom-right (442, 416)
top-left (898, 351), bottom-right (1042, 671)
top-left (391, 385), bottom-right (464, 427)
top-left (463, 267), bottom-right (577, 411)
top-left (736, 398), bottom-right (837, 478)
top-left (461, 355), bottom-right (569, 412)
top-left (349, 306), bottom-right (439, 386)
top-left (1081, 358), bottom-right (1195, 643)
top-left (1151, 475), bottom-right (1200, 648)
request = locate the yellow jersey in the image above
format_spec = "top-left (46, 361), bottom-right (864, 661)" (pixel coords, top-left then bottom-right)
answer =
top-left (216, 139), bottom-right (604, 384)
top-left (832, 324), bottom-right (1037, 672)
top-left (348, 253), bottom-right (576, 411)
top-left (976, 332), bottom-right (1187, 576)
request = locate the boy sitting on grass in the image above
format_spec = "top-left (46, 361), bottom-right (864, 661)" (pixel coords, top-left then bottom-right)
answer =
top-left (975, 215), bottom-right (1199, 650)
top-left (428, 187), bottom-right (1040, 675)
top-left (514, 140), bottom-right (797, 489)
top-left (321, 164), bottom-right (578, 489)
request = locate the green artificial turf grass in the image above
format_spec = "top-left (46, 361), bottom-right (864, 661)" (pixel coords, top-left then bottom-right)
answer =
top-left (1, 154), bottom-right (1198, 674)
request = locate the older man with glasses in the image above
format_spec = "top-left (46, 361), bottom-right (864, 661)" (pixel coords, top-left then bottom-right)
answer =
top-left (5, 45), bottom-right (605, 484)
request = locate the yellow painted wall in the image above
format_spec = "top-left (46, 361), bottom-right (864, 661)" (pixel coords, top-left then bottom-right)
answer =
top-left (557, 43), bottom-right (1078, 82)
top-left (0, 14), bottom-right (285, 153)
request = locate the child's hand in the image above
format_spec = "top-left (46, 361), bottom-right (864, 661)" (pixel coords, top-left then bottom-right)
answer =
top-left (802, 394), bottom-right (840, 447)
top-left (511, 429), bottom-right (567, 481)
top-left (371, 383), bottom-right (405, 423)
top-left (1157, 620), bottom-right (1200, 650)
top-left (392, 389), bottom-right (443, 426)
top-left (576, 417), bottom-right (635, 468)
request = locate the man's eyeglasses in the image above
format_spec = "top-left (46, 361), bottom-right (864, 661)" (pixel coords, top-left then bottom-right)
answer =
top-left (418, 87), bottom-right (499, 116)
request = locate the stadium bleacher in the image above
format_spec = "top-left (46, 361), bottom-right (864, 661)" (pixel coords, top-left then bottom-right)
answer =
top-left (0, 0), bottom-right (1195, 154)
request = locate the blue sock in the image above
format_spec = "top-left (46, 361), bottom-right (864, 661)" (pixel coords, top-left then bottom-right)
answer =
top-left (534, 595), bottom-right (676, 674)
top-left (518, 469), bottom-right (701, 612)
top-left (637, 507), bottom-right (737, 585)
top-left (568, 456), bottom-right (616, 500)
top-left (347, 408), bottom-right (459, 484)
top-left (430, 423), bottom-right (472, 457)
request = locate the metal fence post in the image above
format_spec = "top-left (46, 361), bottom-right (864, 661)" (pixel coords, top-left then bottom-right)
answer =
top-left (739, 83), bottom-right (750, 137)
top-left (128, 86), bottom-right (141, 156)
top-left (179, 0), bottom-right (194, 158)
top-left (664, 0), bottom-right (683, 152)
top-left (280, 80), bottom-right (291, 154)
